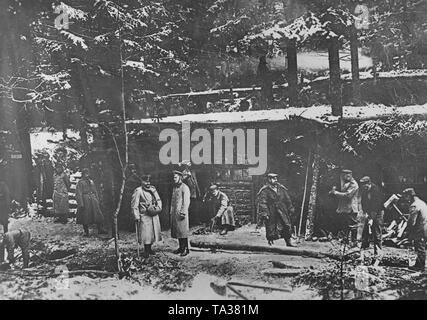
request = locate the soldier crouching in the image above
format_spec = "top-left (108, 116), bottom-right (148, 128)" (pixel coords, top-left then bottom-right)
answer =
top-left (0, 225), bottom-right (31, 269)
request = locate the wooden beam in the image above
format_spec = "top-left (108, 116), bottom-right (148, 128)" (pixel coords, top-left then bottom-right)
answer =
top-left (328, 37), bottom-right (342, 117)
top-left (287, 39), bottom-right (298, 107)
top-left (189, 239), bottom-right (340, 260)
top-left (305, 143), bottom-right (320, 240)
top-left (350, 26), bottom-right (361, 105)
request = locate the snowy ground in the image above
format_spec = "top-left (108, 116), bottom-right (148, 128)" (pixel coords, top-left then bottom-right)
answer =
top-left (0, 215), bottom-right (421, 300)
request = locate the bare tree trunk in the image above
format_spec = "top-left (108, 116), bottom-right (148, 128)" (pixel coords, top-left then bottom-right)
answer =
top-left (328, 37), bottom-right (342, 117)
top-left (298, 150), bottom-right (311, 237)
top-left (287, 39), bottom-right (298, 107)
top-left (5, 7), bottom-right (33, 204)
top-left (305, 149), bottom-right (320, 240)
top-left (110, 30), bottom-right (129, 272)
top-left (69, 60), bottom-right (89, 152)
top-left (350, 26), bottom-right (361, 105)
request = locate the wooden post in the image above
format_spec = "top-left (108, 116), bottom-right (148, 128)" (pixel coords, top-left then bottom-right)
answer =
top-left (328, 37), bottom-right (342, 117)
top-left (298, 150), bottom-right (311, 237)
top-left (305, 145), bottom-right (320, 240)
top-left (349, 26), bottom-right (361, 105)
top-left (287, 39), bottom-right (298, 107)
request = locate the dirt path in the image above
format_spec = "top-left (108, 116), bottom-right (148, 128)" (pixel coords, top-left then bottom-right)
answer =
top-left (0, 216), bottom-right (420, 300)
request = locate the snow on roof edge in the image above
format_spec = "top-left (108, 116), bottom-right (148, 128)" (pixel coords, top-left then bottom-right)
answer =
top-left (126, 104), bottom-right (427, 126)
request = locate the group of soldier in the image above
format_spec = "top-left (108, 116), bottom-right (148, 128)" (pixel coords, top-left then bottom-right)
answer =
top-left (1, 162), bottom-right (426, 272)
top-left (129, 162), bottom-right (237, 259)
top-left (329, 169), bottom-right (427, 272)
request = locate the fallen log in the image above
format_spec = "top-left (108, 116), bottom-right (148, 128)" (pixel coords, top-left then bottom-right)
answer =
top-left (0, 269), bottom-right (115, 278)
top-left (227, 281), bottom-right (292, 293)
top-left (262, 268), bottom-right (303, 277)
top-left (67, 270), bottom-right (115, 277)
top-left (271, 261), bottom-right (303, 269)
top-left (190, 239), bottom-right (340, 260)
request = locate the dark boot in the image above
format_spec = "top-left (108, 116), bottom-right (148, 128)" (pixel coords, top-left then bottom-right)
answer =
top-left (173, 239), bottom-right (184, 254)
top-left (147, 244), bottom-right (156, 255)
top-left (143, 245), bottom-right (150, 259)
top-left (144, 244), bottom-right (155, 256)
top-left (22, 249), bottom-right (29, 269)
top-left (180, 238), bottom-right (190, 257)
top-left (83, 225), bottom-right (90, 237)
top-left (219, 226), bottom-right (228, 235)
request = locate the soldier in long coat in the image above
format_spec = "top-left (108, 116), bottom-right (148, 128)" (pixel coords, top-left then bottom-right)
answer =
top-left (330, 169), bottom-right (361, 245)
top-left (131, 174), bottom-right (162, 258)
top-left (180, 161), bottom-right (201, 226)
top-left (170, 170), bottom-right (191, 256)
top-left (76, 168), bottom-right (106, 237)
top-left (120, 163), bottom-right (141, 231)
top-left (402, 188), bottom-right (427, 272)
top-left (203, 184), bottom-right (235, 235)
top-left (359, 176), bottom-right (384, 255)
top-left (257, 173), bottom-right (296, 247)
top-left (0, 180), bottom-right (10, 233)
top-left (33, 154), bottom-right (54, 214)
top-left (53, 165), bottom-right (70, 224)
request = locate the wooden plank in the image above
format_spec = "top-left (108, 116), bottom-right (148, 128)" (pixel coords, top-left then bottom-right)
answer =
top-left (271, 261), bottom-right (303, 269)
top-left (190, 239), bottom-right (340, 260)
top-left (262, 268), bottom-right (302, 277)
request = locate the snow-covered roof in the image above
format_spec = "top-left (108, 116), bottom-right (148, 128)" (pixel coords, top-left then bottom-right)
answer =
top-left (161, 69), bottom-right (426, 99)
top-left (30, 129), bottom-right (80, 154)
top-left (127, 104), bottom-right (427, 126)
top-left (246, 13), bottom-right (324, 43)
top-left (312, 69), bottom-right (427, 83)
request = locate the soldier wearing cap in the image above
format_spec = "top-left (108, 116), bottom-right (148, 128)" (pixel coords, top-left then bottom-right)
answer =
top-left (0, 225), bottom-right (31, 269)
top-left (120, 163), bottom-right (141, 231)
top-left (170, 170), bottom-right (191, 256)
top-left (203, 183), bottom-right (235, 235)
top-left (131, 174), bottom-right (162, 258)
top-left (53, 163), bottom-right (70, 224)
top-left (359, 176), bottom-right (384, 256)
top-left (76, 168), bottom-right (107, 237)
top-left (179, 161), bottom-right (202, 225)
top-left (402, 188), bottom-right (427, 272)
top-left (330, 169), bottom-right (361, 245)
top-left (257, 173), bottom-right (296, 247)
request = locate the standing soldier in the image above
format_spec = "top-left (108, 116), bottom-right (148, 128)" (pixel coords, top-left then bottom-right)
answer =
top-left (33, 153), bottom-right (54, 214)
top-left (257, 173), bottom-right (296, 247)
top-left (359, 176), bottom-right (384, 256)
top-left (402, 188), bottom-right (427, 272)
top-left (203, 184), bottom-right (235, 235)
top-left (120, 163), bottom-right (142, 231)
top-left (131, 174), bottom-right (162, 258)
top-left (0, 225), bottom-right (31, 269)
top-left (257, 55), bottom-right (273, 105)
top-left (53, 164), bottom-right (70, 224)
top-left (180, 161), bottom-right (201, 226)
top-left (330, 169), bottom-right (361, 246)
top-left (170, 170), bottom-right (191, 256)
top-left (0, 179), bottom-right (10, 233)
top-left (76, 168), bottom-right (107, 237)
